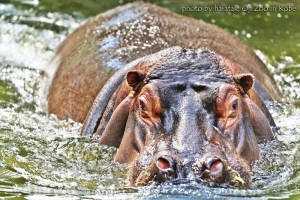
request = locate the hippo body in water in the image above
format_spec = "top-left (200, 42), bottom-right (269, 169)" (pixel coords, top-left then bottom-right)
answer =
top-left (47, 2), bottom-right (281, 187)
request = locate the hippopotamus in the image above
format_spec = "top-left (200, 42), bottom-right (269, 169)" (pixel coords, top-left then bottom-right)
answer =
top-left (46, 2), bottom-right (281, 188)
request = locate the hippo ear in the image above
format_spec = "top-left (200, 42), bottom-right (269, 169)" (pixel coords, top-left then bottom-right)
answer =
top-left (126, 71), bottom-right (146, 91)
top-left (234, 74), bottom-right (254, 94)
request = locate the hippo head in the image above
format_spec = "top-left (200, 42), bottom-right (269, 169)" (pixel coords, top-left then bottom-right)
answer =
top-left (92, 47), bottom-right (275, 188)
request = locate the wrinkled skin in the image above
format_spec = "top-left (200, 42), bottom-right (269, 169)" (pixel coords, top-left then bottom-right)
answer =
top-left (46, 2), bottom-right (279, 188)
top-left (87, 47), bottom-right (275, 188)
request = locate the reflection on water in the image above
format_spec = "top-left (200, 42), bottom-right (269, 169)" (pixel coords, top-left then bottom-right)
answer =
top-left (0, 0), bottom-right (300, 199)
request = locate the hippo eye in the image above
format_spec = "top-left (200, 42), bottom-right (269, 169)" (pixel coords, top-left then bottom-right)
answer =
top-left (232, 99), bottom-right (238, 110)
top-left (227, 96), bottom-right (238, 120)
top-left (139, 95), bottom-right (148, 112)
top-left (139, 100), bottom-right (146, 111)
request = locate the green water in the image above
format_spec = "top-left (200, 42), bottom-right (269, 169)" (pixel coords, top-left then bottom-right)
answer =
top-left (0, 0), bottom-right (299, 199)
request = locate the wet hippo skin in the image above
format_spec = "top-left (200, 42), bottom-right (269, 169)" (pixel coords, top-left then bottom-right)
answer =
top-left (47, 2), bottom-right (281, 188)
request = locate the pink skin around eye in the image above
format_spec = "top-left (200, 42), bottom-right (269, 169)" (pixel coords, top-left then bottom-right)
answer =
top-left (139, 95), bottom-right (148, 111)
top-left (228, 94), bottom-right (238, 109)
top-left (139, 95), bottom-right (148, 105)
top-left (138, 90), bottom-right (163, 127)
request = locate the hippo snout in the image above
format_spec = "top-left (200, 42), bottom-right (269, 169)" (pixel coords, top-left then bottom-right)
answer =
top-left (153, 155), bottom-right (231, 186)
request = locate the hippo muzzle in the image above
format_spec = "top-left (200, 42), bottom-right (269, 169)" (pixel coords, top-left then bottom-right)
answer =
top-left (125, 112), bottom-right (252, 188)
top-left (133, 153), bottom-right (250, 188)
top-left (81, 47), bottom-right (275, 188)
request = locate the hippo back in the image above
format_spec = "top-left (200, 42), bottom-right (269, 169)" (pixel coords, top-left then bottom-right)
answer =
top-left (47, 2), bottom-right (282, 123)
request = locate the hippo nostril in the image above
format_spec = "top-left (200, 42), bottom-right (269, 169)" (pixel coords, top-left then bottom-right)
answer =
top-left (155, 156), bottom-right (176, 183)
top-left (201, 158), bottom-right (226, 183)
top-left (157, 157), bottom-right (170, 170)
top-left (206, 158), bottom-right (223, 173)
top-left (210, 160), bottom-right (223, 173)
top-left (157, 156), bottom-right (173, 170)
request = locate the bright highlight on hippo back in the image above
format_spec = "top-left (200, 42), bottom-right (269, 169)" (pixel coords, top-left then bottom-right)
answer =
top-left (46, 2), bottom-right (281, 188)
